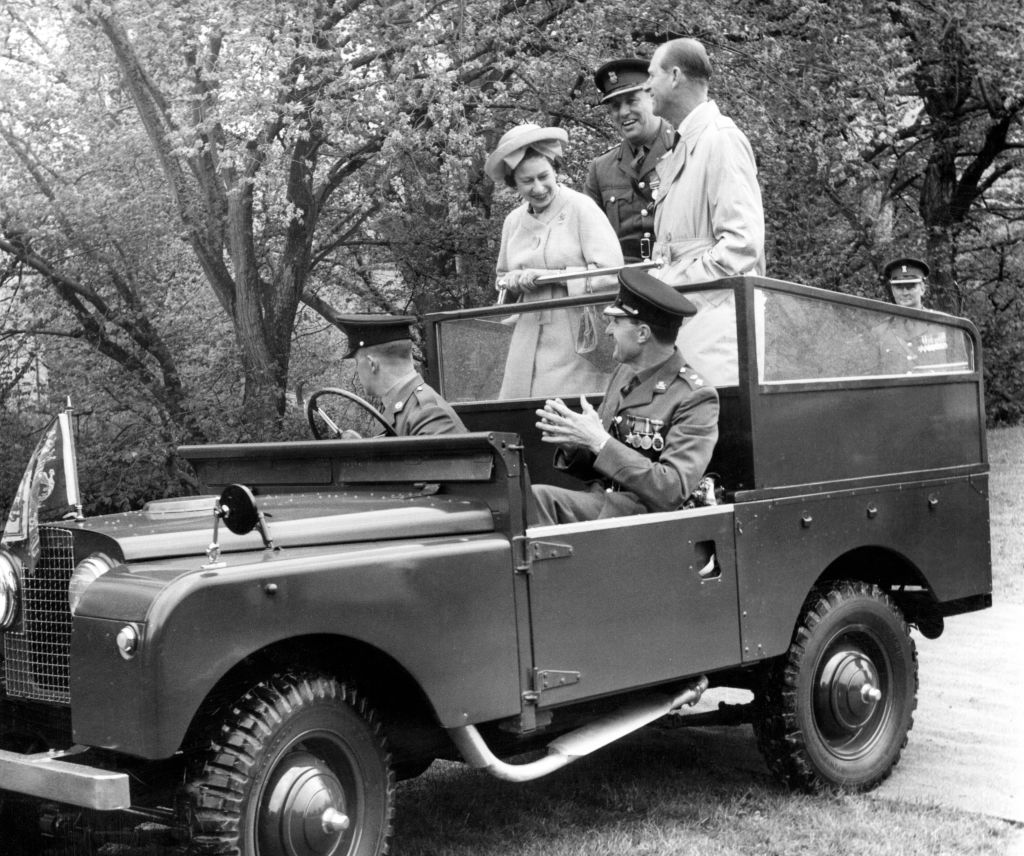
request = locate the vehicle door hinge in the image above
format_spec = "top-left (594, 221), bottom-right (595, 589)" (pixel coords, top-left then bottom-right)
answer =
top-left (513, 537), bottom-right (573, 574)
top-left (533, 669), bottom-right (581, 692)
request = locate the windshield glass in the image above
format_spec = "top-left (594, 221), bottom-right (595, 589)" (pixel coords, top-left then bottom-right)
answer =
top-left (755, 288), bottom-right (974, 383)
top-left (435, 288), bottom-right (739, 403)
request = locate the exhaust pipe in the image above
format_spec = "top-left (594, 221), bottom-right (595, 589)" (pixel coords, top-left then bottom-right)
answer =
top-left (448, 676), bottom-right (708, 783)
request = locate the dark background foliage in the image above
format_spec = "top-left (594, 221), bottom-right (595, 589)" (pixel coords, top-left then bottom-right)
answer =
top-left (1, 0), bottom-right (1021, 516)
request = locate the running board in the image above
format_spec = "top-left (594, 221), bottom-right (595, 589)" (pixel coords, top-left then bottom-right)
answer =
top-left (448, 675), bottom-right (708, 783)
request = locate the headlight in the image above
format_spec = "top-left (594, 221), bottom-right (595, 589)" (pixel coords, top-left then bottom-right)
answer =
top-left (0, 548), bottom-right (22, 630)
top-left (68, 553), bottom-right (116, 616)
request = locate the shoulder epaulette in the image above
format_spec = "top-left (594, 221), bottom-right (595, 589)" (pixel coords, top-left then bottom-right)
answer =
top-left (679, 365), bottom-right (707, 387)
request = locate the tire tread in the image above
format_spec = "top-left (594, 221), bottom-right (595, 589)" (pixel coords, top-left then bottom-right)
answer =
top-left (754, 581), bottom-right (918, 793)
top-left (187, 671), bottom-right (395, 855)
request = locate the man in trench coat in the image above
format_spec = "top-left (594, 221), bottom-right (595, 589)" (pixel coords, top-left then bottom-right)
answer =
top-left (645, 38), bottom-right (765, 284)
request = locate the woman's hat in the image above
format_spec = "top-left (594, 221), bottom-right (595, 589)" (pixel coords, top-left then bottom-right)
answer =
top-left (484, 123), bottom-right (568, 184)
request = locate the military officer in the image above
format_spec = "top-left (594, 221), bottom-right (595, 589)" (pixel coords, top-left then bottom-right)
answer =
top-left (872, 260), bottom-right (961, 373)
top-left (530, 267), bottom-right (719, 524)
top-left (584, 57), bottom-right (677, 263)
top-left (336, 315), bottom-right (467, 436)
top-left (882, 256), bottom-right (930, 309)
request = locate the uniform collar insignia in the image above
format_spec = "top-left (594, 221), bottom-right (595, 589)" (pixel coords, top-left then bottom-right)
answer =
top-left (654, 381), bottom-right (667, 392)
top-left (680, 365), bottom-right (704, 385)
top-left (394, 400), bottom-right (404, 411)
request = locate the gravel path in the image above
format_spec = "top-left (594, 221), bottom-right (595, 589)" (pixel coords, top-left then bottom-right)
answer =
top-left (870, 602), bottom-right (1024, 824)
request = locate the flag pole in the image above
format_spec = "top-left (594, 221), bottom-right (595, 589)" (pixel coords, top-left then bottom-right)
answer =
top-left (60, 397), bottom-right (84, 521)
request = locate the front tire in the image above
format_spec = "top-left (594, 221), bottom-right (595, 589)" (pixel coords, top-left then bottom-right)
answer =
top-left (754, 581), bottom-right (918, 792)
top-left (188, 672), bottom-right (394, 856)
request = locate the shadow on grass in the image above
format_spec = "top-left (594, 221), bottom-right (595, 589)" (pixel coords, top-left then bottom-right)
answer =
top-left (393, 723), bottom-right (1015, 856)
top-left (394, 724), bottom-right (781, 855)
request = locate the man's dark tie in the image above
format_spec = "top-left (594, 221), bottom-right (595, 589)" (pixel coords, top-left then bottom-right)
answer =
top-left (630, 146), bottom-right (648, 171)
top-left (670, 131), bottom-right (681, 151)
top-left (620, 374), bottom-right (640, 398)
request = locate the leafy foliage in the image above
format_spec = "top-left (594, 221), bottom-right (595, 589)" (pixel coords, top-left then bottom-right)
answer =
top-left (1, 0), bottom-right (1022, 512)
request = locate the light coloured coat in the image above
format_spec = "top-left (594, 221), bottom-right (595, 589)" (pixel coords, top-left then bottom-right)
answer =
top-left (651, 101), bottom-right (765, 284)
top-left (496, 186), bottom-right (623, 398)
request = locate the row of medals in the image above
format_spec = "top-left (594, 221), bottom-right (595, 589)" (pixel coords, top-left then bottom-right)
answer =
top-left (619, 416), bottom-right (665, 452)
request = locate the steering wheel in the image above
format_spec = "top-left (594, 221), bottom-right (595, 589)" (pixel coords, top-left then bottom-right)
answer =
top-left (305, 387), bottom-right (397, 439)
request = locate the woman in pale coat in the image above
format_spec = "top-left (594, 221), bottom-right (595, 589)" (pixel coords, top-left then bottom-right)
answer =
top-left (485, 124), bottom-right (623, 399)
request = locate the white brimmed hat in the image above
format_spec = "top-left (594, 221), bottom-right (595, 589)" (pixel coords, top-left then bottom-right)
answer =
top-left (484, 123), bottom-right (568, 184)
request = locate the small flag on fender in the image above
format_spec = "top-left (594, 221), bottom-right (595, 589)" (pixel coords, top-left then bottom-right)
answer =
top-left (2, 402), bottom-right (84, 573)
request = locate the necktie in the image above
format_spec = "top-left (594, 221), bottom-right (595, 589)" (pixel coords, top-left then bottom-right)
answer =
top-left (671, 132), bottom-right (681, 151)
top-left (630, 146), bottom-right (648, 172)
top-left (620, 374), bottom-right (640, 398)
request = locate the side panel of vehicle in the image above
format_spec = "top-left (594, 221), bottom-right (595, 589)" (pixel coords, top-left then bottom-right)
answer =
top-left (70, 535), bottom-right (522, 759)
top-left (525, 505), bottom-right (740, 706)
top-left (734, 475), bottom-right (991, 662)
top-left (749, 381), bottom-right (984, 489)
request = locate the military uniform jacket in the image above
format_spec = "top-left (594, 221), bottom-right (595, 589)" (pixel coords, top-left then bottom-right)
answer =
top-left (381, 373), bottom-right (467, 436)
top-left (651, 101), bottom-right (765, 284)
top-left (584, 120), bottom-right (676, 262)
top-left (555, 350), bottom-right (719, 511)
top-left (873, 317), bottom-right (954, 375)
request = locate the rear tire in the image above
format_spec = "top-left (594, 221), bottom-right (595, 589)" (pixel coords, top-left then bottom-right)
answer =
top-left (188, 671), bottom-right (394, 855)
top-left (754, 581), bottom-right (917, 792)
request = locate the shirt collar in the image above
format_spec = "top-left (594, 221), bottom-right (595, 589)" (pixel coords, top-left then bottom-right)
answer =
top-left (380, 370), bottom-right (420, 413)
top-left (676, 99), bottom-right (714, 138)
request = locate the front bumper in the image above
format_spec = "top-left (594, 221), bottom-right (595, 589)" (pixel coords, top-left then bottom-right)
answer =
top-left (0, 745), bottom-right (130, 809)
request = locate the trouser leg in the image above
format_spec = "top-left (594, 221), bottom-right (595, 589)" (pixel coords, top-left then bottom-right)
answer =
top-left (529, 483), bottom-right (606, 525)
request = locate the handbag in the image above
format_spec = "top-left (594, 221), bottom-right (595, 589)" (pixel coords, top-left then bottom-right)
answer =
top-left (575, 303), bottom-right (617, 373)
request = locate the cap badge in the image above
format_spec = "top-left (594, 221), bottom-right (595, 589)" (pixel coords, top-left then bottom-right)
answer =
top-left (608, 71), bottom-right (618, 84)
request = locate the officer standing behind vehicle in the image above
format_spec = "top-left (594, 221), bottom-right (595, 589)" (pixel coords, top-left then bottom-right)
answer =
top-left (584, 58), bottom-right (677, 263)
top-left (873, 259), bottom-right (954, 373)
top-left (530, 268), bottom-right (719, 524)
top-left (336, 314), bottom-right (467, 436)
top-left (882, 256), bottom-right (930, 309)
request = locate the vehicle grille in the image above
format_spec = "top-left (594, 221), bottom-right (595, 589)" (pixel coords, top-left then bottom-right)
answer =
top-left (2, 526), bottom-right (74, 704)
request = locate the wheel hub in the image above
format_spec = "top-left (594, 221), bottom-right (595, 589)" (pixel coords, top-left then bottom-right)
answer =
top-left (816, 649), bottom-right (882, 738)
top-left (260, 750), bottom-right (351, 856)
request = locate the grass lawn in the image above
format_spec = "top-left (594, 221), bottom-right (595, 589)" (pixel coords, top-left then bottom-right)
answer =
top-left (392, 428), bottom-right (1024, 855)
top-left (394, 729), bottom-right (1015, 856)
top-left (987, 425), bottom-right (1024, 605)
